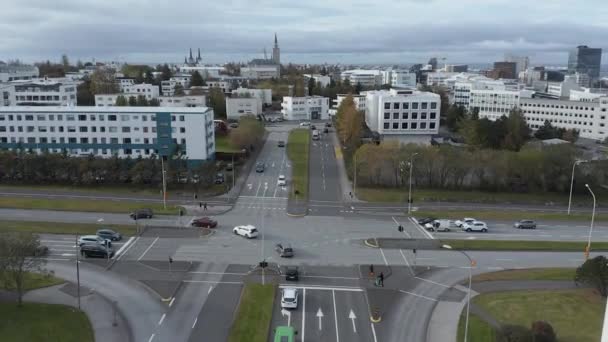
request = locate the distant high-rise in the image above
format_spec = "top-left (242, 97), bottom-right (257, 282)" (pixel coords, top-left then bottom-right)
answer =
top-left (568, 45), bottom-right (602, 85)
top-left (504, 54), bottom-right (529, 75)
top-left (491, 62), bottom-right (517, 79)
top-left (272, 33), bottom-right (281, 65)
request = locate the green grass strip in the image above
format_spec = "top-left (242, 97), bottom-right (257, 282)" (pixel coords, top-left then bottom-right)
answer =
top-left (228, 283), bottom-right (276, 342)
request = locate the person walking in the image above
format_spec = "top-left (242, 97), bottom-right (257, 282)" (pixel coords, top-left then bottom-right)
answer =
top-left (379, 272), bottom-right (384, 287)
top-left (199, 202), bottom-right (202, 209)
top-left (203, 202), bottom-right (207, 210)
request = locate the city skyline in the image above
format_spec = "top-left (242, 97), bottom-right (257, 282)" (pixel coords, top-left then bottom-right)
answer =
top-left (1, 0), bottom-right (607, 64)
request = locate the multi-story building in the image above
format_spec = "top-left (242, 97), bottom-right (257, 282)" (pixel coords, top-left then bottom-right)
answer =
top-left (170, 74), bottom-right (191, 89)
top-left (161, 80), bottom-right (178, 96)
top-left (240, 65), bottom-right (280, 80)
top-left (340, 70), bottom-right (383, 88)
top-left (3, 78), bottom-right (78, 106)
top-left (0, 106), bottom-right (215, 163)
top-left (1, 84), bottom-right (14, 106)
top-left (158, 95), bottom-right (206, 108)
top-left (504, 54), bottom-right (529, 75)
top-left (0, 63), bottom-right (39, 82)
top-left (226, 97), bottom-right (262, 120)
top-left (568, 45), bottom-right (602, 85)
top-left (122, 83), bottom-right (159, 100)
top-left (116, 77), bottom-right (135, 92)
top-left (425, 72), bottom-right (457, 87)
top-left (469, 88), bottom-right (522, 120)
top-left (364, 88), bottom-right (440, 143)
top-left (303, 74), bottom-right (331, 87)
top-left (546, 75), bottom-right (582, 98)
top-left (444, 65), bottom-right (469, 73)
top-left (381, 70), bottom-right (416, 87)
top-left (179, 66), bottom-right (225, 79)
top-left (281, 96), bottom-right (329, 121)
top-left (490, 62), bottom-right (517, 80)
top-left (206, 80), bottom-right (234, 94)
top-left (231, 88), bottom-right (272, 106)
top-left (569, 89), bottom-right (606, 102)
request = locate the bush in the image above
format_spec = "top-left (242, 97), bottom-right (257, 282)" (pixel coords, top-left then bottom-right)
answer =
top-left (500, 324), bottom-right (533, 342)
top-left (531, 321), bottom-right (557, 342)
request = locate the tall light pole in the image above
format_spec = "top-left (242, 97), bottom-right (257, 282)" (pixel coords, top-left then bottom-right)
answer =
top-left (585, 184), bottom-right (596, 260)
top-left (568, 160), bottom-right (588, 215)
top-left (261, 183), bottom-right (268, 285)
top-left (442, 244), bottom-right (474, 342)
top-left (161, 156), bottom-right (167, 210)
top-left (75, 234), bottom-right (81, 310)
top-left (408, 153), bottom-right (419, 215)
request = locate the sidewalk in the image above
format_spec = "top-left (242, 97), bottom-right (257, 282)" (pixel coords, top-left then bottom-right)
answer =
top-left (330, 130), bottom-right (361, 203)
top-left (23, 282), bottom-right (131, 342)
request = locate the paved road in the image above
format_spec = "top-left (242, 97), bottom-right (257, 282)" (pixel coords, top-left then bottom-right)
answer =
top-left (39, 233), bottom-right (126, 260)
top-left (309, 124), bottom-right (341, 203)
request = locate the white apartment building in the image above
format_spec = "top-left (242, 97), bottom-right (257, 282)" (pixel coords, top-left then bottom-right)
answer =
top-left (161, 80), bottom-right (178, 96)
top-left (170, 74), bottom-right (191, 89)
top-left (116, 78), bottom-right (135, 92)
top-left (340, 70), bottom-right (383, 88)
top-left (520, 97), bottom-right (608, 141)
top-left (547, 75), bottom-right (582, 98)
top-left (226, 97), bottom-right (262, 120)
top-left (364, 89), bottom-right (440, 143)
top-left (240, 66), bottom-right (280, 80)
top-left (425, 72), bottom-right (458, 87)
top-left (469, 89), bottom-right (521, 120)
top-left (0, 64), bottom-right (39, 82)
top-left (158, 95), bottom-right (206, 108)
top-left (3, 78), bottom-right (78, 106)
top-left (303, 74), bottom-right (331, 87)
top-left (206, 80), bottom-right (234, 94)
top-left (122, 83), bottom-right (159, 100)
top-left (0, 106), bottom-right (215, 162)
top-left (231, 88), bottom-right (272, 106)
top-left (381, 70), bottom-right (416, 87)
top-left (179, 66), bottom-right (225, 79)
top-left (281, 96), bottom-right (329, 121)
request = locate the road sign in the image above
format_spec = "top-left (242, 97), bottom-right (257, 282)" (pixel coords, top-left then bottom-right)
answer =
top-left (316, 308), bottom-right (324, 330)
top-left (348, 310), bottom-right (357, 333)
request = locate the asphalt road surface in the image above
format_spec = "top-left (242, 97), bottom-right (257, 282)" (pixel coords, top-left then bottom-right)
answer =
top-left (309, 124), bottom-right (341, 203)
top-left (39, 233), bottom-right (127, 261)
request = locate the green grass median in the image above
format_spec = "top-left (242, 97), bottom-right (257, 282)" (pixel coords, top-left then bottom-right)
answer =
top-left (0, 220), bottom-right (137, 236)
top-left (440, 239), bottom-right (608, 251)
top-left (471, 268), bottom-right (575, 282)
top-left (0, 271), bottom-right (64, 291)
top-left (415, 209), bottom-right (607, 222)
top-left (287, 129), bottom-right (310, 200)
top-left (228, 283), bottom-right (276, 342)
top-left (457, 313), bottom-right (498, 342)
top-left (0, 302), bottom-right (94, 342)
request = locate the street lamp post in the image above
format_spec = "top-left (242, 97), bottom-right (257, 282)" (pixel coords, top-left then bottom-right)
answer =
top-left (442, 244), bottom-right (474, 342)
top-left (408, 153), bottom-right (419, 215)
top-left (261, 183), bottom-right (268, 285)
top-left (585, 184), bottom-right (597, 260)
top-left (161, 157), bottom-right (167, 210)
top-left (75, 234), bottom-right (81, 310)
top-left (568, 160), bottom-right (588, 215)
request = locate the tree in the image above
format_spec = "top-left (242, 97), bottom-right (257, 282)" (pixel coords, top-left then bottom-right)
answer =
top-left (355, 82), bottom-right (363, 94)
top-left (136, 95), bottom-right (149, 106)
top-left (191, 71), bottom-right (206, 87)
top-left (173, 83), bottom-right (185, 96)
top-left (229, 115), bottom-right (265, 150)
top-left (149, 98), bottom-right (160, 107)
top-left (135, 70), bottom-right (145, 84)
top-left (561, 128), bottom-right (579, 143)
top-left (0, 232), bottom-right (47, 306)
top-left (145, 70), bottom-right (155, 84)
top-left (307, 76), bottom-right (315, 96)
top-left (446, 104), bottom-right (466, 132)
top-left (531, 321), bottom-right (557, 342)
top-left (90, 69), bottom-right (119, 94)
top-left (160, 64), bottom-right (172, 81)
top-left (115, 95), bottom-right (128, 106)
top-left (128, 96), bottom-right (137, 106)
top-left (575, 255), bottom-right (608, 297)
top-left (77, 80), bottom-right (94, 106)
top-left (209, 87), bottom-right (226, 118)
top-left (501, 325), bottom-right (533, 342)
top-left (502, 108), bottom-right (530, 151)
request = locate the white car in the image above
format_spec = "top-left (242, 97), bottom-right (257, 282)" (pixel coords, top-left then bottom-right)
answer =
top-left (277, 175), bottom-right (286, 186)
top-left (455, 217), bottom-right (476, 228)
top-left (233, 225), bottom-right (259, 238)
top-left (78, 235), bottom-right (110, 247)
top-left (299, 122), bottom-right (310, 127)
top-left (424, 219), bottom-right (452, 232)
top-left (462, 221), bottom-right (488, 233)
top-left (281, 287), bottom-right (298, 309)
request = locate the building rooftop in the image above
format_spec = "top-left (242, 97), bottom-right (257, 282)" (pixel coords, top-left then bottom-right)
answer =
top-left (0, 106), bottom-right (212, 114)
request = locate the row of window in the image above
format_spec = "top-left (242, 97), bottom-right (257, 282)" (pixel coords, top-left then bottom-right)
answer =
top-left (0, 136), bottom-right (188, 145)
top-left (382, 122), bottom-right (437, 130)
top-left (525, 116), bottom-right (603, 127)
top-left (383, 102), bottom-right (437, 110)
top-left (0, 125), bottom-right (187, 134)
top-left (521, 102), bottom-right (605, 111)
top-left (383, 112), bottom-right (437, 120)
top-left (15, 95), bottom-right (62, 101)
top-left (0, 114), bottom-right (191, 122)
top-left (522, 111), bottom-right (602, 119)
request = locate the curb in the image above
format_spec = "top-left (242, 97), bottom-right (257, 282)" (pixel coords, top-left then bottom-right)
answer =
top-left (286, 211), bottom-right (307, 217)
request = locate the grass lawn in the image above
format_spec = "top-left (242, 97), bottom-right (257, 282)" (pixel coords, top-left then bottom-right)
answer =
top-left (357, 187), bottom-right (595, 206)
top-left (216, 134), bottom-right (242, 153)
top-left (0, 196), bottom-right (182, 215)
top-left (0, 220), bottom-right (137, 236)
top-left (0, 271), bottom-right (64, 291)
top-left (472, 268), bottom-right (575, 282)
top-left (415, 209), bottom-right (607, 222)
top-left (0, 302), bottom-right (94, 342)
top-left (287, 129), bottom-right (310, 200)
top-left (441, 239), bottom-right (608, 251)
top-left (228, 283), bottom-right (276, 342)
top-left (471, 289), bottom-right (604, 342)
top-left (457, 313), bottom-right (498, 342)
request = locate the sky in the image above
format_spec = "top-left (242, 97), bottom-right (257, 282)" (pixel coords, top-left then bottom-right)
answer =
top-left (1, 0), bottom-right (607, 66)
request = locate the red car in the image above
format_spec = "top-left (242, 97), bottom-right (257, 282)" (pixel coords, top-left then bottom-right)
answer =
top-left (191, 217), bottom-right (218, 228)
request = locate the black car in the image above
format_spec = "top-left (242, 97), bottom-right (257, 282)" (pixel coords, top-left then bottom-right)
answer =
top-left (97, 228), bottom-right (122, 241)
top-left (417, 217), bottom-right (436, 225)
top-left (323, 128), bottom-right (329, 133)
top-left (325, 122), bottom-right (332, 127)
top-left (275, 243), bottom-right (294, 257)
top-left (255, 162), bottom-right (265, 173)
top-left (285, 266), bottom-right (299, 281)
top-left (33, 245), bottom-right (49, 257)
top-left (215, 173), bottom-right (225, 184)
top-left (278, 140), bottom-right (286, 147)
top-left (311, 125), bottom-right (316, 130)
top-left (80, 244), bottom-right (114, 258)
top-left (130, 208), bottom-right (153, 220)
top-left (226, 163), bottom-right (233, 171)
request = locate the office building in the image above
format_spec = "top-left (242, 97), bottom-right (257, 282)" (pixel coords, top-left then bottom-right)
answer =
top-left (116, 77), bottom-right (135, 92)
top-left (0, 63), bottom-right (39, 82)
top-left (469, 88), bottom-right (522, 120)
top-left (546, 75), bottom-right (582, 98)
top-left (340, 70), bottom-right (383, 88)
top-left (444, 64), bottom-right (469, 73)
top-left (568, 45), bottom-right (602, 85)
top-left (226, 97), bottom-right (262, 120)
top-left (425, 72), bottom-right (457, 87)
top-left (504, 54), bottom-right (529, 75)
top-left (382, 70), bottom-right (416, 87)
top-left (0, 106), bottom-right (215, 163)
top-left (2, 78), bottom-right (78, 107)
top-left (281, 96), bottom-right (329, 121)
top-left (490, 62), bottom-right (517, 79)
top-left (122, 83), bottom-right (160, 100)
top-left (179, 66), bottom-right (224, 79)
top-left (232, 88), bottom-right (272, 106)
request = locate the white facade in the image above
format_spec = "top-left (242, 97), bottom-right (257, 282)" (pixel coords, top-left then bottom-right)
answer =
top-left (122, 83), bottom-right (159, 100)
top-left (0, 64), bottom-right (39, 82)
top-left (232, 88), bottom-right (272, 106)
top-left (117, 78), bottom-right (135, 92)
top-left (0, 106), bottom-right (216, 161)
top-left (240, 66), bottom-right (280, 80)
top-left (425, 72), bottom-right (458, 87)
top-left (5, 78), bottom-right (77, 106)
top-left (226, 97), bottom-right (262, 120)
top-left (520, 97), bottom-right (608, 141)
top-left (570, 89), bottom-right (605, 102)
top-left (391, 71), bottom-right (417, 87)
top-left (332, 94), bottom-right (367, 115)
top-left (364, 89), bottom-right (440, 141)
top-left (170, 74), bottom-right (191, 89)
top-left (547, 75), bottom-right (582, 98)
top-left (179, 66), bottom-right (225, 79)
top-left (340, 70), bottom-right (383, 88)
top-left (303, 74), bottom-right (331, 87)
top-left (206, 80), bottom-right (234, 94)
top-left (161, 80), bottom-right (178, 96)
top-left (281, 96), bottom-right (329, 121)
top-left (158, 95), bottom-right (206, 108)
top-left (469, 89), bottom-right (521, 120)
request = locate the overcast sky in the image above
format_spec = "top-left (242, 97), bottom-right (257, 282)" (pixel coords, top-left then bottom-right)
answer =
top-left (1, 0), bottom-right (607, 65)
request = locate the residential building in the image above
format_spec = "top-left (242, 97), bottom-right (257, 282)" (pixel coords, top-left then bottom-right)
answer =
top-left (382, 70), bottom-right (416, 87)
top-left (568, 45), bottom-right (602, 85)
top-left (0, 106), bottom-right (216, 163)
top-left (0, 63), bottom-right (39, 82)
top-left (364, 88), bottom-right (440, 144)
top-left (504, 54), bottom-right (530, 75)
top-left (116, 77), bottom-right (135, 92)
top-left (231, 88), bottom-right (272, 106)
top-left (490, 62), bottom-right (517, 79)
top-left (170, 74), bottom-right (191, 89)
top-left (226, 97), bottom-right (262, 120)
top-left (281, 96), bottom-right (329, 121)
top-left (179, 66), bottom-right (225, 79)
top-left (1, 84), bottom-right (13, 106)
top-left (340, 69), bottom-right (383, 88)
top-left (161, 80), bottom-right (178, 96)
top-left (5, 78), bottom-right (77, 106)
top-left (158, 95), bottom-right (206, 108)
top-left (303, 74), bottom-right (331, 87)
top-left (425, 72), bottom-right (457, 87)
top-left (122, 83), bottom-right (159, 100)
top-left (206, 80), bottom-right (234, 94)
top-left (240, 65), bottom-right (280, 80)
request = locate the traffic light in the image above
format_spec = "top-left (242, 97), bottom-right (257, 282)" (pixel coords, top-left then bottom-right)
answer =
top-left (413, 248), bottom-right (417, 254)
top-left (259, 260), bottom-right (268, 268)
top-left (398, 225), bottom-right (404, 232)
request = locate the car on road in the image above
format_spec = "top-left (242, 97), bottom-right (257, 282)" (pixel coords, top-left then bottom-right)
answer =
top-left (514, 219), bottom-right (537, 229)
top-left (311, 124), bottom-right (316, 130)
top-left (312, 130), bottom-right (320, 140)
top-left (233, 225), bottom-right (259, 238)
top-left (299, 122), bottom-right (310, 127)
top-left (80, 244), bottom-right (114, 258)
top-left (33, 245), bottom-right (49, 257)
top-left (277, 175), bottom-right (286, 186)
top-left (323, 127), bottom-right (329, 133)
top-left (455, 217), bottom-right (476, 228)
top-left (229, 123), bottom-right (239, 129)
top-left (78, 235), bottom-right (111, 247)
top-left (417, 217), bottom-right (436, 225)
top-left (325, 122), bottom-right (332, 127)
top-left (225, 163), bottom-right (233, 171)
top-left (273, 326), bottom-right (297, 342)
top-left (285, 266), bottom-right (299, 281)
top-left (424, 219), bottom-right (452, 232)
top-left (96, 229), bottom-right (122, 241)
top-left (129, 208), bottom-right (153, 220)
top-left (275, 243), bottom-right (294, 257)
top-left (215, 173), bottom-right (225, 184)
top-left (462, 221), bottom-right (488, 232)
top-left (281, 287), bottom-right (299, 309)
top-left (191, 217), bottom-right (218, 228)
top-left (255, 162), bottom-right (265, 173)
top-left (277, 140), bottom-right (285, 147)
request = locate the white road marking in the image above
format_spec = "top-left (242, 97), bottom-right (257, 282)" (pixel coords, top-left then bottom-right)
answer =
top-left (158, 313), bottom-right (166, 325)
top-left (60, 253), bottom-right (76, 257)
top-left (409, 217), bottom-right (435, 240)
top-left (281, 308), bottom-right (292, 327)
top-left (371, 323), bottom-right (378, 342)
top-left (208, 285), bottom-right (213, 294)
top-left (349, 310), bottom-right (357, 333)
top-left (192, 318), bottom-right (198, 329)
top-left (393, 217), bottom-right (411, 238)
top-left (398, 290), bottom-right (437, 301)
top-left (379, 248), bottom-right (389, 266)
top-left (148, 334), bottom-right (155, 342)
top-left (278, 285), bottom-right (363, 292)
top-left (116, 235), bottom-right (139, 262)
top-left (137, 237), bottom-right (159, 261)
top-left (113, 236), bottom-right (135, 259)
top-left (496, 258), bottom-right (513, 262)
top-left (169, 297), bottom-right (175, 307)
top-left (332, 290), bottom-right (340, 342)
top-left (399, 249), bottom-right (415, 276)
top-left (415, 276), bottom-right (451, 288)
top-left (316, 307), bottom-right (324, 330)
top-left (183, 280), bottom-right (242, 285)
top-left (302, 288), bottom-right (306, 342)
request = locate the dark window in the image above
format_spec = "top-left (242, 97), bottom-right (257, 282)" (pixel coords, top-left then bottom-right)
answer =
top-left (430, 112), bottom-right (436, 119)
top-left (412, 112), bottom-right (418, 119)
top-left (383, 122), bottom-right (390, 129)
top-left (393, 122), bottom-right (399, 129)
top-left (123, 138), bottom-right (131, 144)
top-left (420, 122), bottom-right (427, 129)
top-left (431, 102), bottom-right (437, 109)
top-left (412, 102), bottom-right (419, 109)
top-left (401, 122), bottom-right (408, 129)
top-left (421, 102), bottom-right (428, 109)
top-left (430, 122), bottom-right (436, 129)
top-left (421, 113), bottom-right (427, 119)
top-left (79, 126), bottom-right (88, 132)
top-left (78, 115), bottom-right (86, 121)
top-left (411, 122), bottom-right (417, 129)
top-left (384, 103), bottom-right (390, 109)
top-left (403, 103), bottom-right (409, 109)
top-left (179, 115), bottom-right (185, 121)
top-left (122, 127), bottom-right (131, 133)
top-left (384, 113), bottom-right (390, 119)
top-left (393, 102), bottom-right (399, 110)
top-left (180, 127), bottom-right (186, 133)
top-left (108, 115), bottom-right (117, 121)
top-left (393, 113), bottom-right (399, 119)
top-left (402, 113), bottom-right (408, 119)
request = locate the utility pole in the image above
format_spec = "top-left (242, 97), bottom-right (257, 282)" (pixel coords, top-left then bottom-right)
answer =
top-left (75, 234), bottom-right (81, 310)
top-left (161, 156), bottom-right (167, 210)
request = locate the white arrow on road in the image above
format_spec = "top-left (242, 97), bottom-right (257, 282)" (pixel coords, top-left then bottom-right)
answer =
top-left (316, 308), bottom-right (324, 330)
top-left (281, 309), bottom-right (291, 327)
top-left (349, 310), bottom-right (357, 333)
top-left (247, 183), bottom-right (252, 190)
top-left (61, 253), bottom-right (76, 257)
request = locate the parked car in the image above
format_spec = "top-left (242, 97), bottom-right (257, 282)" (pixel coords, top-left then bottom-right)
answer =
top-left (233, 225), bottom-right (259, 238)
top-left (33, 245), bottom-right (49, 257)
top-left (191, 217), bottom-right (218, 228)
top-left (78, 235), bottom-right (111, 247)
top-left (424, 219), bottom-right (452, 232)
top-left (325, 122), bottom-right (332, 127)
top-left (130, 208), bottom-right (153, 220)
top-left (281, 287), bottom-right (299, 309)
top-left (299, 122), bottom-right (310, 127)
top-left (226, 163), bottom-right (233, 171)
top-left (311, 125), bottom-right (316, 130)
top-left (417, 217), bottom-right (436, 225)
top-left (278, 140), bottom-right (286, 147)
top-left (275, 243), bottom-right (294, 257)
top-left (96, 229), bottom-right (122, 241)
top-left (278, 175), bottom-right (286, 186)
top-left (273, 326), bottom-right (297, 342)
top-left (285, 266), bottom-right (299, 281)
top-left (80, 244), bottom-right (114, 258)
top-left (462, 221), bottom-right (488, 232)
top-left (323, 128), bottom-right (329, 133)
top-left (255, 162), bottom-right (265, 173)
top-left (215, 173), bottom-right (225, 184)
top-left (229, 123), bottom-right (239, 129)
top-left (514, 220), bottom-right (537, 229)
top-left (455, 217), bottom-right (476, 228)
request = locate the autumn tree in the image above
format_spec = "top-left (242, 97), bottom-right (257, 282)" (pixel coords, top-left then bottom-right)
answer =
top-left (190, 71), bottom-right (206, 87)
top-left (229, 115), bottom-right (265, 150)
top-left (128, 96), bottom-right (137, 106)
top-left (115, 95), bottom-right (128, 106)
top-left (502, 108), bottom-right (530, 151)
top-left (90, 69), bottom-right (119, 94)
top-left (575, 255), bottom-right (608, 297)
top-left (336, 95), bottom-right (363, 150)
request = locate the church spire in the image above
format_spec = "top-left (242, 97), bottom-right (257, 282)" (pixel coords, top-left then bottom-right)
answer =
top-left (274, 33), bottom-right (278, 48)
top-left (189, 48), bottom-right (193, 59)
top-left (197, 48), bottom-right (201, 61)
